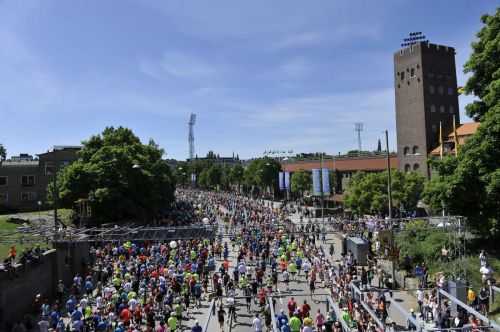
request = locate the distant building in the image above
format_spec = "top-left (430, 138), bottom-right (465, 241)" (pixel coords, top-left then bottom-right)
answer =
top-left (394, 42), bottom-right (460, 177)
top-left (281, 153), bottom-right (398, 202)
top-left (189, 151), bottom-right (241, 167)
top-left (430, 122), bottom-right (479, 157)
top-left (0, 146), bottom-right (80, 211)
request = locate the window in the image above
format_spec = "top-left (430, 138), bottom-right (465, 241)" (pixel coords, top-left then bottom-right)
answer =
top-left (403, 147), bottom-right (410, 155)
top-left (21, 192), bottom-right (37, 201)
top-left (429, 85), bottom-right (435, 94)
top-left (438, 86), bottom-right (444, 95)
top-left (449, 105), bottom-right (455, 114)
top-left (432, 124), bottom-right (437, 132)
top-left (0, 176), bottom-right (7, 186)
top-left (410, 68), bottom-right (415, 78)
top-left (440, 105), bottom-right (445, 113)
top-left (400, 71), bottom-right (405, 81)
top-left (448, 87), bottom-right (453, 95)
top-left (21, 175), bottom-right (35, 187)
top-left (412, 146), bottom-right (419, 154)
top-left (428, 72), bottom-right (435, 78)
top-left (0, 193), bottom-right (7, 203)
top-left (413, 164), bottom-right (420, 171)
top-left (430, 104), bottom-right (436, 113)
top-left (404, 164), bottom-right (411, 172)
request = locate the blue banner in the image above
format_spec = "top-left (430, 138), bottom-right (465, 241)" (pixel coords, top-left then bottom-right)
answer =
top-left (312, 169), bottom-right (322, 196)
top-left (284, 172), bottom-right (290, 190)
top-left (278, 172), bottom-right (285, 190)
top-left (322, 168), bottom-right (330, 194)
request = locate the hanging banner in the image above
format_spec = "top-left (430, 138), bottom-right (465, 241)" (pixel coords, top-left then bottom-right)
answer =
top-left (278, 172), bottom-right (285, 190)
top-left (284, 172), bottom-right (290, 190)
top-left (312, 169), bottom-right (322, 196)
top-left (322, 168), bottom-right (330, 194)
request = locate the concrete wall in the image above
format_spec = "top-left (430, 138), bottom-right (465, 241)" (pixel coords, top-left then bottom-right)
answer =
top-left (0, 242), bottom-right (90, 329)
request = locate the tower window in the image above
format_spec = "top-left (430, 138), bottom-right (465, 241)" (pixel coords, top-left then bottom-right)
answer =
top-left (412, 146), bottom-right (419, 154)
top-left (432, 124), bottom-right (437, 132)
top-left (403, 147), bottom-right (410, 155)
top-left (410, 68), bottom-right (415, 78)
top-left (404, 164), bottom-right (411, 172)
top-left (430, 105), bottom-right (436, 113)
top-left (438, 86), bottom-right (444, 95)
top-left (413, 164), bottom-right (420, 171)
top-left (400, 72), bottom-right (405, 81)
top-left (448, 87), bottom-right (453, 95)
top-left (449, 105), bottom-right (454, 114)
top-left (429, 85), bottom-right (435, 94)
top-left (440, 105), bottom-right (445, 113)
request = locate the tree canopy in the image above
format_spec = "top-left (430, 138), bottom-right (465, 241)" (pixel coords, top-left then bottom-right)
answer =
top-left (344, 170), bottom-right (425, 216)
top-left (463, 8), bottom-right (500, 121)
top-left (55, 127), bottom-right (175, 224)
top-left (0, 144), bottom-right (6, 162)
top-left (290, 170), bottom-right (311, 196)
top-left (424, 9), bottom-right (500, 238)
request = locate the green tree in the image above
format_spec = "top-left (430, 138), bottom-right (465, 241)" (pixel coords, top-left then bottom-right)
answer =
top-left (426, 9), bottom-right (500, 238)
top-left (243, 158), bottom-right (281, 196)
top-left (229, 164), bottom-right (245, 192)
top-left (291, 170), bottom-right (311, 197)
top-left (55, 127), bottom-right (175, 224)
top-left (344, 170), bottom-right (424, 216)
top-left (0, 144), bottom-right (6, 162)
top-left (463, 8), bottom-right (500, 121)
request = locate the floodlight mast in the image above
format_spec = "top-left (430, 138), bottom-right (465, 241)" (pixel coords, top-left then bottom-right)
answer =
top-left (188, 113), bottom-right (196, 160)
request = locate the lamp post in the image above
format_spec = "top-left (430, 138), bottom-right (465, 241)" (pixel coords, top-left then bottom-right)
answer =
top-left (53, 166), bottom-right (59, 234)
top-left (385, 130), bottom-right (393, 219)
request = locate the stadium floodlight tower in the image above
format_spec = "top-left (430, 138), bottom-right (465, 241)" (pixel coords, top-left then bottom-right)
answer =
top-left (188, 113), bottom-right (196, 160)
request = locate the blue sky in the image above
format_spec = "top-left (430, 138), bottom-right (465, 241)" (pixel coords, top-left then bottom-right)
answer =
top-left (0, 1), bottom-right (497, 160)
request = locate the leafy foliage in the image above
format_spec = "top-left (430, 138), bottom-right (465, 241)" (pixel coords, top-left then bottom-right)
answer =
top-left (344, 170), bottom-right (425, 216)
top-left (55, 127), bottom-right (175, 224)
top-left (425, 9), bottom-right (500, 238)
top-left (290, 170), bottom-right (311, 195)
top-left (463, 8), bottom-right (500, 121)
top-left (0, 144), bottom-right (6, 162)
top-left (395, 220), bottom-right (451, 265)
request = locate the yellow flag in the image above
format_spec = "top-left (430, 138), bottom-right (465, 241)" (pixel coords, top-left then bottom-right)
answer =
top-left (439, 121), bottom-right (443, 159)
top-left (453, 115), bottom-right (459, 156)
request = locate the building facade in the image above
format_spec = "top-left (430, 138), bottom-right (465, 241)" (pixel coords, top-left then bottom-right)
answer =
top-left (281, 154), bottom-right (398, 201)
top-left (394, 42), bottom-right (460, 177)
top-left (0, 146), bottom-right (80, 212)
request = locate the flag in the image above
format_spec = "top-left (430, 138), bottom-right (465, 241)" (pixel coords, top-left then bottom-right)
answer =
top-left (439, 121), bottom-right (443, 159)
top-left (453, 115), bottom-right (459, 157)
top-left (321, 168), bottom-right (330, 194)
top-left (278, 172), bottom-right (285, 190)
top-left (312, 169), bottom-right (322, 196)
top-left (284, 172), bottom-right (290, 190)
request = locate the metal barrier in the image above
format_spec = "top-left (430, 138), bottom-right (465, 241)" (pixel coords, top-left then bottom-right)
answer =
top-left (203, 299), bottom-right (216, 332)
top-left (326, 295), bottom-right (351, 331)
top-left (350, 282), bottom-right (386, 330)
top-left (438, 288), bottom-right (500, 331)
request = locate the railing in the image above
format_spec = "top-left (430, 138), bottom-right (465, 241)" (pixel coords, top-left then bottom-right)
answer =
top-left (203, 299), bottom-right (216, 332)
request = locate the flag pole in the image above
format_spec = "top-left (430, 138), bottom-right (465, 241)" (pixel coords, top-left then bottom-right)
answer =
top-left (453, 115), bottom-right (459, 157)
top-left (439, 121), bottom-right (443, 160)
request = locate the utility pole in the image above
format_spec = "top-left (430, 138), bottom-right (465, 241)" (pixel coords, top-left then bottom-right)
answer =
top-left (53, 166), bottom-right (58, 234)
top-left (385, 130), bottom-right (393, 219)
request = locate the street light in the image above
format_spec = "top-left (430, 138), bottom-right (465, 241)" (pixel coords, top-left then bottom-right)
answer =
top-left (132, 164), bottom-right (141, 169)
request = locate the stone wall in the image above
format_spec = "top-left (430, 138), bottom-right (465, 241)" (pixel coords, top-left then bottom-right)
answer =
top-left (0, 242), bottom-right (91, 329)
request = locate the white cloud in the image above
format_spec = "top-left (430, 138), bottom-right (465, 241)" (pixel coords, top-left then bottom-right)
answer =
top-left (274, 32), bottom-right (324, 49)
top-left (279, 57), bottom-right (312, 78)
top-left (139, 51), bottom-right (217, 81)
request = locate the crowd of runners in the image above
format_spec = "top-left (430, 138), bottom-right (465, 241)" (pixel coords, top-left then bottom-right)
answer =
top-left (6, 189), bottom-right (497, 332)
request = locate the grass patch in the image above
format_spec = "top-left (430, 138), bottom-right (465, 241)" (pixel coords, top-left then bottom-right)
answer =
top-left (0, 214), bottom-right (54, 261)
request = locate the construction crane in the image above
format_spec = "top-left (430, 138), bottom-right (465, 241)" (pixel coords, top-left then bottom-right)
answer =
top-left (188, 113), bottom-right (196, 160)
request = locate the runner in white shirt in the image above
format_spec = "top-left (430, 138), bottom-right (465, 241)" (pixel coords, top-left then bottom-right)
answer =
top-left (252, 313), bottom-right (263, 332)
